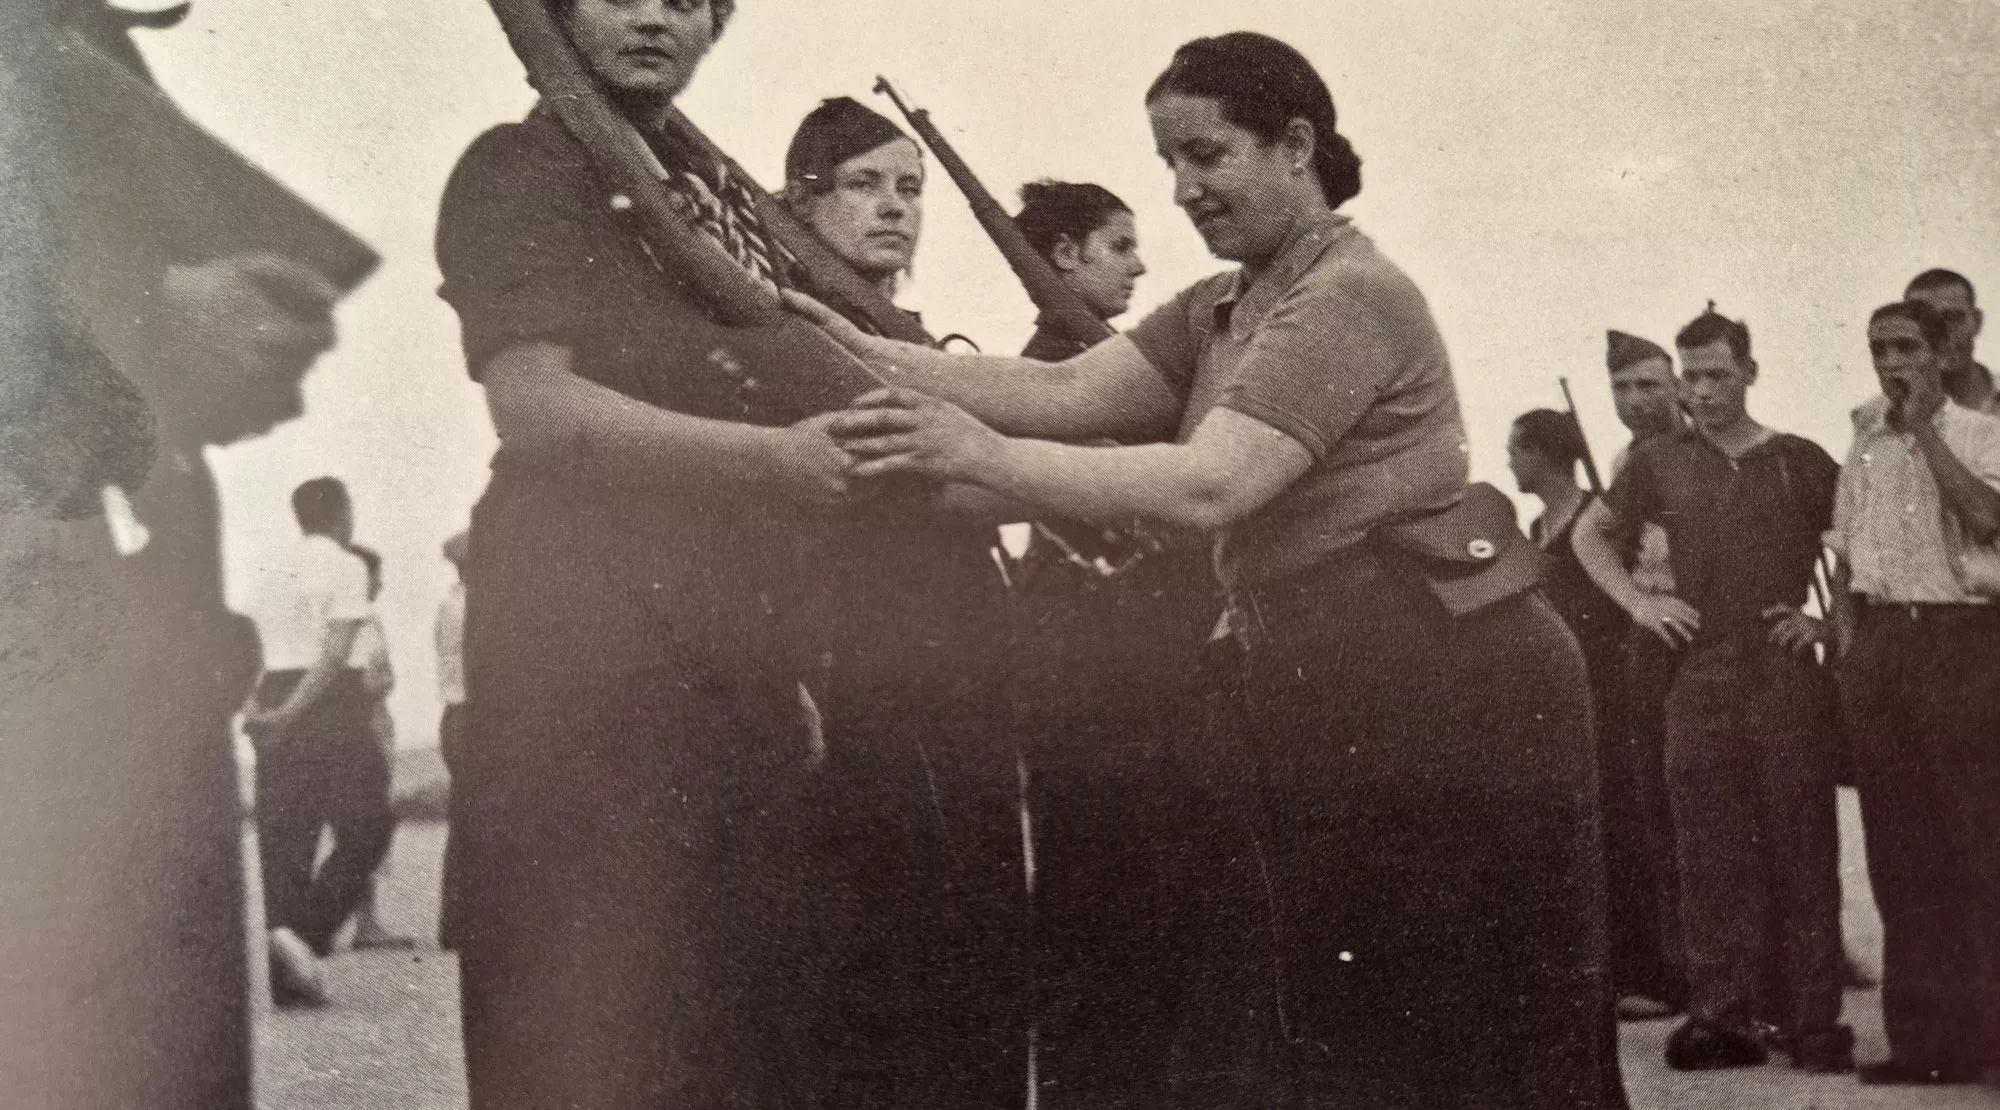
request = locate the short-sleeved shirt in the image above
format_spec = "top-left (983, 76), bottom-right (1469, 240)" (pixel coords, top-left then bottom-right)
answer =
top-left (1127, 211), bottom-right (1467, 589)
top-left (1828, 396), bottom-right (2000, 604)
top-left (436, 104), bottom-right (791, 422)
top-left (434, 106), bottom-right (819, 658)
top-left (1603, 428), bottom-right (1839, 643)
top-left (248, 534), bottom-right (371, 671)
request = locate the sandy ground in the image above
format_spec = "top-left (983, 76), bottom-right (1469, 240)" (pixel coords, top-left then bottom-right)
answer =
top-left (248, 789), bottom-right (2000, 1110)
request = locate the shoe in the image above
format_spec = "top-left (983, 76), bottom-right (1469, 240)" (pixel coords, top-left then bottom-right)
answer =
top-left (1787, 1025), bottom-right (1855, 1074)
top-left (1856, 1059), bottom-right (1977, 1085)
top-left (1665, 1019), bottom-right (1768, 1071)
top-left (268, 926), bottom-right (329, 1008)
top-left (1616, 994), bottom-right (1678, 1022)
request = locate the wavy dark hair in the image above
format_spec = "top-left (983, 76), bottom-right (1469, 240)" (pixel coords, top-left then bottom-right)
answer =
top-left (1015, 180), bottom-right (1130, 261)
top-left (1675, 303), bottom-right (1752, 363)
top-left (1146, 31), bottom-right (1362, 209)
top-left (1871, 299), bottom-right (1951, 352)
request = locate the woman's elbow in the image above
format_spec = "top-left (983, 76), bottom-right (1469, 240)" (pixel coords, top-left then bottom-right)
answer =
top-left (1160, 474), bottom-right (1252, 534)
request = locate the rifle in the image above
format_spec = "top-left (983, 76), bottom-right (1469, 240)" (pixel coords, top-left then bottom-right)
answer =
top-left (483, 0), bottom-right (886, 414)
top-left (873, 77), bottom-right (1114, 351)
top-left (1559, 377), bottom-right (1606, 496)
top-left (659, 107), bottom-right (935, 346)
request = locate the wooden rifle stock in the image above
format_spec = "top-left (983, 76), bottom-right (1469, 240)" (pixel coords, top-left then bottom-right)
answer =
top-left (1559, 377), bottom-right (1606, 495)
top-left (873, 77), bottom-right (1114, 351)
top-left (659, 107), bottom-right (936, 346)
top-left (483, 0), bottom-right (884, 412)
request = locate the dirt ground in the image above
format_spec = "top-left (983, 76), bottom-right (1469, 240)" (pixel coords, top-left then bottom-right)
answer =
top-left (249, 789), bottom-right (2000, 1110)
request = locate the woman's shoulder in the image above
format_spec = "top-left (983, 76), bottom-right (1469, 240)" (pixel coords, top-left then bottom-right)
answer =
top-left (441, 109), bottom-right (593, 208)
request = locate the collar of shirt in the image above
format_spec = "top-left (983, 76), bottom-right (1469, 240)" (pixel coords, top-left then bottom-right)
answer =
top-left (1211, 210), bottom-right (1355, 339)
top-left (1851, 392), bottom-right (1987, 438)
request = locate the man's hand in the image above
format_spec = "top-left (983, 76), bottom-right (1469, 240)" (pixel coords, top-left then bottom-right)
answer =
top-left (1885, 366), bottom-right (1947, 433)
top-left (1627, 594), bottom-right (1702, 648)
top-left (158, 253), bottom-right (339, 440)
top-left (162, 253), bottom-right (338, 371)
top-left (1762, 605), bottom-right (1827, 660)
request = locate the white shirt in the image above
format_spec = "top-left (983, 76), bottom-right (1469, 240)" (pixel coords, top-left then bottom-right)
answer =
top-left (435, 581), bottom-right (466, 707)
top-left (248, 534), bottom-right (372, 671)
top-left (1829, 397), bottom-right (2000, 604)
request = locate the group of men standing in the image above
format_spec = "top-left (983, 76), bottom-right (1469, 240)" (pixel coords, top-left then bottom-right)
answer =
top-left (1513, 270), bottom-right (2000, 1086)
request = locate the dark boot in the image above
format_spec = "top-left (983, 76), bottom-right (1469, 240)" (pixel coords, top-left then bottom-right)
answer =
top-left (1665, 1019), bottom-right (1767, 1071)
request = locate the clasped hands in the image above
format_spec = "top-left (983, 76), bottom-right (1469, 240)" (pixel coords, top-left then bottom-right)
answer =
top-left (773, 389), bottom-right (998, 505)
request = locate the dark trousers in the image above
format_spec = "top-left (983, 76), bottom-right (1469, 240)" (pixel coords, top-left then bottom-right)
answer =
top-left (795, 678), bottom-right (1028, 1110)
top-left (1842, 602), bottom-right (2000, 1070)
top-left (1025, 697), bottom-right (1202, 1108)
top-left (1202, 554), bottom-right (1625, 1109)
top-left (251, 669), bottom-right (394, 956)
top-left (1664, 637), bottom-right (1843, 1036)
top-left (1606, 629), bottom-right (1689, 1005)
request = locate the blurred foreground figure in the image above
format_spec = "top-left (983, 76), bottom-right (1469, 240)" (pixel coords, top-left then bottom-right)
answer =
top-left (1, 4), bottom-right (348, 1106)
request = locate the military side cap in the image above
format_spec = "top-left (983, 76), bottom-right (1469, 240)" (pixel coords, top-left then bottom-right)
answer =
top-left (1607, 330), bottom-right (1670, 373)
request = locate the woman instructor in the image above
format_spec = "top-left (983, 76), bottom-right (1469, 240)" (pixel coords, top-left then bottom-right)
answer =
top-left (435, 1), bottom-right (852, 1106)
top-left (804, 32), bottom-right (1626, 1109)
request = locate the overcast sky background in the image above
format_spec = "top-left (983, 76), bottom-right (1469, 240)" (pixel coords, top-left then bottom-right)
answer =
top-left (133, 0), bottom-right (2000, 746)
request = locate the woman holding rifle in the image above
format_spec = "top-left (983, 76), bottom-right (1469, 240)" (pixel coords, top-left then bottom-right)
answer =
top-left (435, 1), bottom-right (854, 1106)
top-left (777, 95), bottom-right (1027, 1110)
top-left (798, 32), bottom-right (1626, 1108)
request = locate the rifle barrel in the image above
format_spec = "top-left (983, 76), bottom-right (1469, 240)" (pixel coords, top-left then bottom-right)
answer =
top-left (874, 77), bottom-right (1113, 350)
top-left (1559, 377), bottom-right (1606, 495)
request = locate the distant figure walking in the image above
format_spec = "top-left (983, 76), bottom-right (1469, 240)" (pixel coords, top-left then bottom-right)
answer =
top-left (241, 477), bottom-right (397, 1007)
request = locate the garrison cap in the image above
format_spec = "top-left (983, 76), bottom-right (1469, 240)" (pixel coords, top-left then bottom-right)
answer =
top-left (1606, 330), bottom-right (1670, 373)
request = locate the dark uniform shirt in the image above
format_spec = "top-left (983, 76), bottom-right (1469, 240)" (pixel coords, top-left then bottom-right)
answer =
top-left (436, 105), bottom-right (823, 669)
top-left (1021, 317), bottom-right (1091, 364)
top-left (1604, 429), bottom-right (1839, 644)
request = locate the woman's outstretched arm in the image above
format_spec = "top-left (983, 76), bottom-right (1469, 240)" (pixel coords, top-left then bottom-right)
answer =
top-left (833, 388), bottom-right (1311, 534)
top-left (784, 289), bottom-right (1181, 444)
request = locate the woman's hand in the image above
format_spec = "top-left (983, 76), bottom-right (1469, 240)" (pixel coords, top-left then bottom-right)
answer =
top-left (830, 388), bottom-right (1004, 486)
top-left (765, 411), bottom-right (860, 505)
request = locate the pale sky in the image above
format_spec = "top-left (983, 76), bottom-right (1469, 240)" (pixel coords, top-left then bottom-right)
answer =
top-left (133, 0), bottom-right (2000, 746)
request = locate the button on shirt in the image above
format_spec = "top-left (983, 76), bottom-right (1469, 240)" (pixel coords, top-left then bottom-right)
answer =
top-left (248, 534), bottom-right (372, 671)
top-left (1828, 396), bottom-right (2000, 604)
